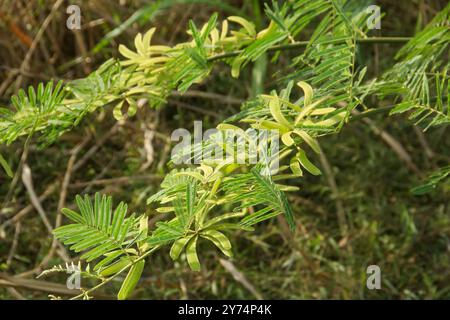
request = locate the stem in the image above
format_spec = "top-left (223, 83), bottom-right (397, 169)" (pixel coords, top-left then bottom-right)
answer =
top-left (70, 246), bottom-right (160, 300)
top-left (350, 106), bottom-right (394, 121)
top-left (350, 96), bottom-right (447, 122)
top-left (207, 37), bottom-right (412, 62)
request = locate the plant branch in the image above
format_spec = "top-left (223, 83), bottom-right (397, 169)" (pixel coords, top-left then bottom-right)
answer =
top-left (69, 246), bottom-right (161, 300)
top-left (207, 37), bottom-right (412, 62)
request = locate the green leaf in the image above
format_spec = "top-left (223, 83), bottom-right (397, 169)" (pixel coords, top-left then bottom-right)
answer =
top-left (269, 96), bottom-right (291, 128)
top-left (281, 132), bottom-right (295, 146)
top-left (99, 257), bottom-right (131, 277)
top-left (54, 193), bottom-right (138, 267)
top-left (390, 101), bottom-right (416, 115)
top-left (113, 100), bottom-right (125, 120)
top-left (203, 212), bottom-right (245, 228)
top-left (61, 208), bottom-right (85, 224)
top-left (126, 98), bottom-right (138, 118)
top-left (186, 235), bottom-right (201, 271)
top-left (250, 168), bottom-right (295, 230)
top-left (201, 230), bottom-right (232, 257)
top-left (169, 235), bottom-right (193, 261)
top-left (289, 156), bottom-right (303, 176)
top-left (228, 16), bottom-right (256, 36)
top-left (296, 149), bottom-right (321, 175)
top-left (297, 81), bottom-right (314, 107)
top-left (231, 57), bottom-right (244, 78)
top-left (117, 260), bottom-right (145, 300)
top-left (0, 153), bottom-right (13, 178)
top-left (95, 251), bottom-right (127, 272)
top-left (293, 130), bottom-right (320, 153)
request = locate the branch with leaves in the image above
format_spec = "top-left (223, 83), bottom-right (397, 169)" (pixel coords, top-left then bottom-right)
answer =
top-left (1, 0), bottom-right (449, 299)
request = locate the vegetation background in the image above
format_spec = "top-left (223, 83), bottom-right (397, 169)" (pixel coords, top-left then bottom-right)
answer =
top-left (0, 0), bottom-right (449, 299)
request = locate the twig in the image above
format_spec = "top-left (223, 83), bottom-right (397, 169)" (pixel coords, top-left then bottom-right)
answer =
top-left (413, 125), bottom-right (435, 159)
top-left (178, 277), bottom-right (189, 300)
top-left (14, 0), bottom-right (64, 91)
top-left (0, 272), bottom-right (111, 298)
top-left (1, 133), bottom-right (31, 212)
top-left (317, 144), bottom-right (347, 235)
top-left (82, 158), bottom-right (119, 194)
top-left (207, 37), bottom-right (411, 62)
top-left (74, 29), bottom-right (92, 75)
top-left (171, 90), bottom-right (244, 105)
top-left (69, 246), bottom-right (160, 300)
top-left (0, 128), bottom-right (116, 230)
top-left (356, 112), bottom-right (422, 176)
top-left (219, 258), bottom-right (263, 300)
top-left (21, 164), bottom-right (70, 262)
top-left (21, 164), bottom-right (55, 235)
top-left (170, 100), bottom-right (222, 118)
top-left (0, 272), bottom-right (80, 296)
top-left (57, 144), bottom-right (83, 223)
top-left (139, 125), bottom-right (155, 172)
top-left (7, 287), bottom-right (26, 300)
top-left (38, 140), bottom-right (86, 270)
top-left (1, 182), bottom-right (58, 229)
top-left (6, 221), bottom-right (21, 268)
top-left (73, 123), bottom-right (120, 172)
top-left (69, 174), bottom-right (163, 188)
